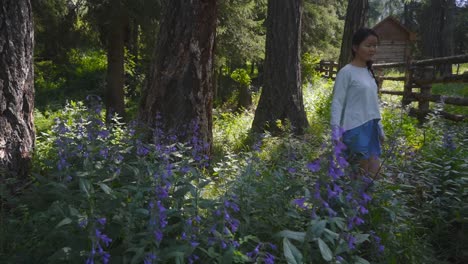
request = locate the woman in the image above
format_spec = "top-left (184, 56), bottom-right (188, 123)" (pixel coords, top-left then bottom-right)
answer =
top-left (330, 28), bottom-right (385, 178)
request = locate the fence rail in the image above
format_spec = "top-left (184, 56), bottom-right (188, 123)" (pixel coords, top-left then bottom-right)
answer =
top-left (317, 54), bottom-right (468, 122)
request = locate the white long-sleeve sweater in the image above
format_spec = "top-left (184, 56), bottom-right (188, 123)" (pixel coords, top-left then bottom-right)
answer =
top-left (330, 64), bottom-right (384, 135)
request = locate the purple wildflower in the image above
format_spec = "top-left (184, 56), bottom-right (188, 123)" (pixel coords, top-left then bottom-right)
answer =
top-left (378, 245), bottom-right (385, 252)
top-left (307, 159), bottom-right (321, 172)
top-left (443, 133), bottom-right (456, 150)
top-left (154, 230), bottom-right (163, 243)
top-left (327, 185), bottom-right (338, 199)
top-left (137, 145), bottom-right (150, 156)
top-left (79, 219), bottom-right (88, 228)
top-left (331, 126), bottom-right (344, 141)
top-left (336, 155), bottom-right (349, 168)
top-left (144, 253), bottom-right (157, 264)
top-left (293, 197), bottom-right (308, 210)
top-left (333, 183), bottom-right (343, 194)
top-left (190, 241), bottom-right (200, 248)
top-left (97, 218), bottom-right (106, 226)
top-left (98, 130), bottom-right (110, 139)
top-left (99, 147), bottom-right (109, 158)
top-left (264, 252), bottom-right (275, 264)
top-left (361, 192), bottom-right (372, 203)
top-left (188, 254), bottom-right (199, 264)
top-left (346, 234), bottom-right (356, 250)
top-left (358, 205), bottom-right (369, 215)
top-left (95, 229), bottom-right (112, 247)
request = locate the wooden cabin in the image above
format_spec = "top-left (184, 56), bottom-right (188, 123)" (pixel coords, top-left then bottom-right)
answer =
top-left (372, 16), bottom-right (416, 63)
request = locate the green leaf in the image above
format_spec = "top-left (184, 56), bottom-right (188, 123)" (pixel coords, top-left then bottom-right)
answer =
top-left (330, 217), bottom-right (346, 230)
top-left (354, 234), bottom-right (369, 244)
top-left (222, 247), bottom-right (234, 264)
top-left (69, 206), bottom-right (79, 216)
top-left (79, 178), bottom-right (91, 197)
top-left (135, 208), bottom-right (149, 216)
top-left (310, 220), bottom-right (327, 237)
top-left (318, 238), bottom-right (333, 261)
top-left (277, 230), bottom-right (306, 242)
top-left (130, 247), bottom-right (145, 264)
top-left (283, 238), bottom-right (303, 264)
top-left (174, 185), bottom-right (194, 197)
top-left (56, 217), bottom-right (72, 228)
top-left (324, 228), bottom-right (339, 240)
top-left (353, 256), bottom-right (371, 264)
top-left (98, 183), bottom-right (112, 195)
top-left (166, 252), bottom-right (185, 264)
top-left (76, 171), bottom-right (89, 177)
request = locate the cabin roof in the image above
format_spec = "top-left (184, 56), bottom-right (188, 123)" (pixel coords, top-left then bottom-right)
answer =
top-left (372, 16), bottom-right (417, 41)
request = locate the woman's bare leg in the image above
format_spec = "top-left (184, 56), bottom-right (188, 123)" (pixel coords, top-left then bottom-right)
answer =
top-left (368, 156), bottom-right (381, 179)
top-left (357, 157), bottom-right (380, 178)
top-left (359, 159), bottom-right (369, 176)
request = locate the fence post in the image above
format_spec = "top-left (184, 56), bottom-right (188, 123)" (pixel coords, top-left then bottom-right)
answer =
top-left (318, 60), bottom-right (325, 78)
top-left (402, 59), bottom-right (413, 106)
top-left (374, 68), bottom-right (383, 93)
top-left (418, 66), bottom-right (434, 122)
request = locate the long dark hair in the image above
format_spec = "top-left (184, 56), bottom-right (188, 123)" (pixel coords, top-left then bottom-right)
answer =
top-left (352, 28), bottom-right (379, 86)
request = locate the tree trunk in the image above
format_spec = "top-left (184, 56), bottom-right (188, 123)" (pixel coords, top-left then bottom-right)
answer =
top-left (420, 0), bottom-right (455, 76)
top-left (125, 17), bottom-right (139, 98)
top-left (0, 0), bottom-right (35, 178)
top-left (105, 0), bottom-right (126, 120)
top-left (237, 84), bottom-right (252, 111)
top-left (139, 0), bottom-right (216, 155)
top-left (252, 0), bottom-right (308, 135)
top-left (338, 0), bottom-right (369, 70)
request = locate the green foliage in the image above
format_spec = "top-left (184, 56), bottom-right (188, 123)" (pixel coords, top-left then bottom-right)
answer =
top-left (381, 107), bottom-right (426, 149)
top-left (33, 0), bottom-right (88, 61)
top-left (302, 1), bottom-right (345, 60)
top-left (5, 84), bottom-right (467, 264)
top-left (303, 77), bottom-right (334, 137)
top-left (35, 49), bottom-right (107, 111)
top-left (431, 82), bottom-right (468, 116)
top-left (2, 101), bottom-right (249, 263)
top-left (301, 52), bottom-right (321, 84)
top-left (212, 109), bottom-right (255, 154)
top-left (216, 0), bottom-right (266, 66)
top-left (230, 69), bottom-right (252, 86)
top-left (378, 117), bottom-right (468, 263)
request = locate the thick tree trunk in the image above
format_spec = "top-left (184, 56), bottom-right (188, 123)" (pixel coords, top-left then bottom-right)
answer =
top-left (125, 17), bottom-right (139, 98)
top-left (0, 0), bottom-right (35, 178)
top-left (139, 0), bottom-right (216, 155)
top-left (421, 0), bottom-right (455, 76)
top-left (105, 0), bottom-right (126, 119)
top-left (338, 0), bottom-right (369, 70)
top-left (237, 84), bottom-right (252, 110)
top-left (252, 0), bottom-right (308, 135)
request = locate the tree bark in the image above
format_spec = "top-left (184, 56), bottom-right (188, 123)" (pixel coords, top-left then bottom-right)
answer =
top-left (420, 0), bottom-right (455, 76)
top-left (0, 0), bottom-right (35, 178)
top-left (237, 83), bottom-right (252, 111)
top-left (139, 0), bottom-right (216, 155)
top-left (105, 0), bottom-right (126, 119)
top-left (338, 0), bottom-right (369, 70)
top-left (252, 0), bottom-right (309, 135)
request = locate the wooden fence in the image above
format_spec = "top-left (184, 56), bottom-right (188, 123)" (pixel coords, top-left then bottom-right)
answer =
top-left (317, 54), bottom-right (468, 122)
top-left (317, 60), bottom-right (338, 80)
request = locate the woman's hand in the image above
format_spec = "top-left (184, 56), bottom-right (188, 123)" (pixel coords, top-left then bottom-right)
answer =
top-left (379, 134), bottom-right (385, 144)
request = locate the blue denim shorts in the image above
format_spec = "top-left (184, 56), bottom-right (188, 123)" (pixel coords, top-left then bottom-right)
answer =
top-left (343, 119), bottom-right (381, 160)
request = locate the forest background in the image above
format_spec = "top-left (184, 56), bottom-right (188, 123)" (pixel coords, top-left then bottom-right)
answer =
top-left (1, 0), bottom-right (467, 264)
